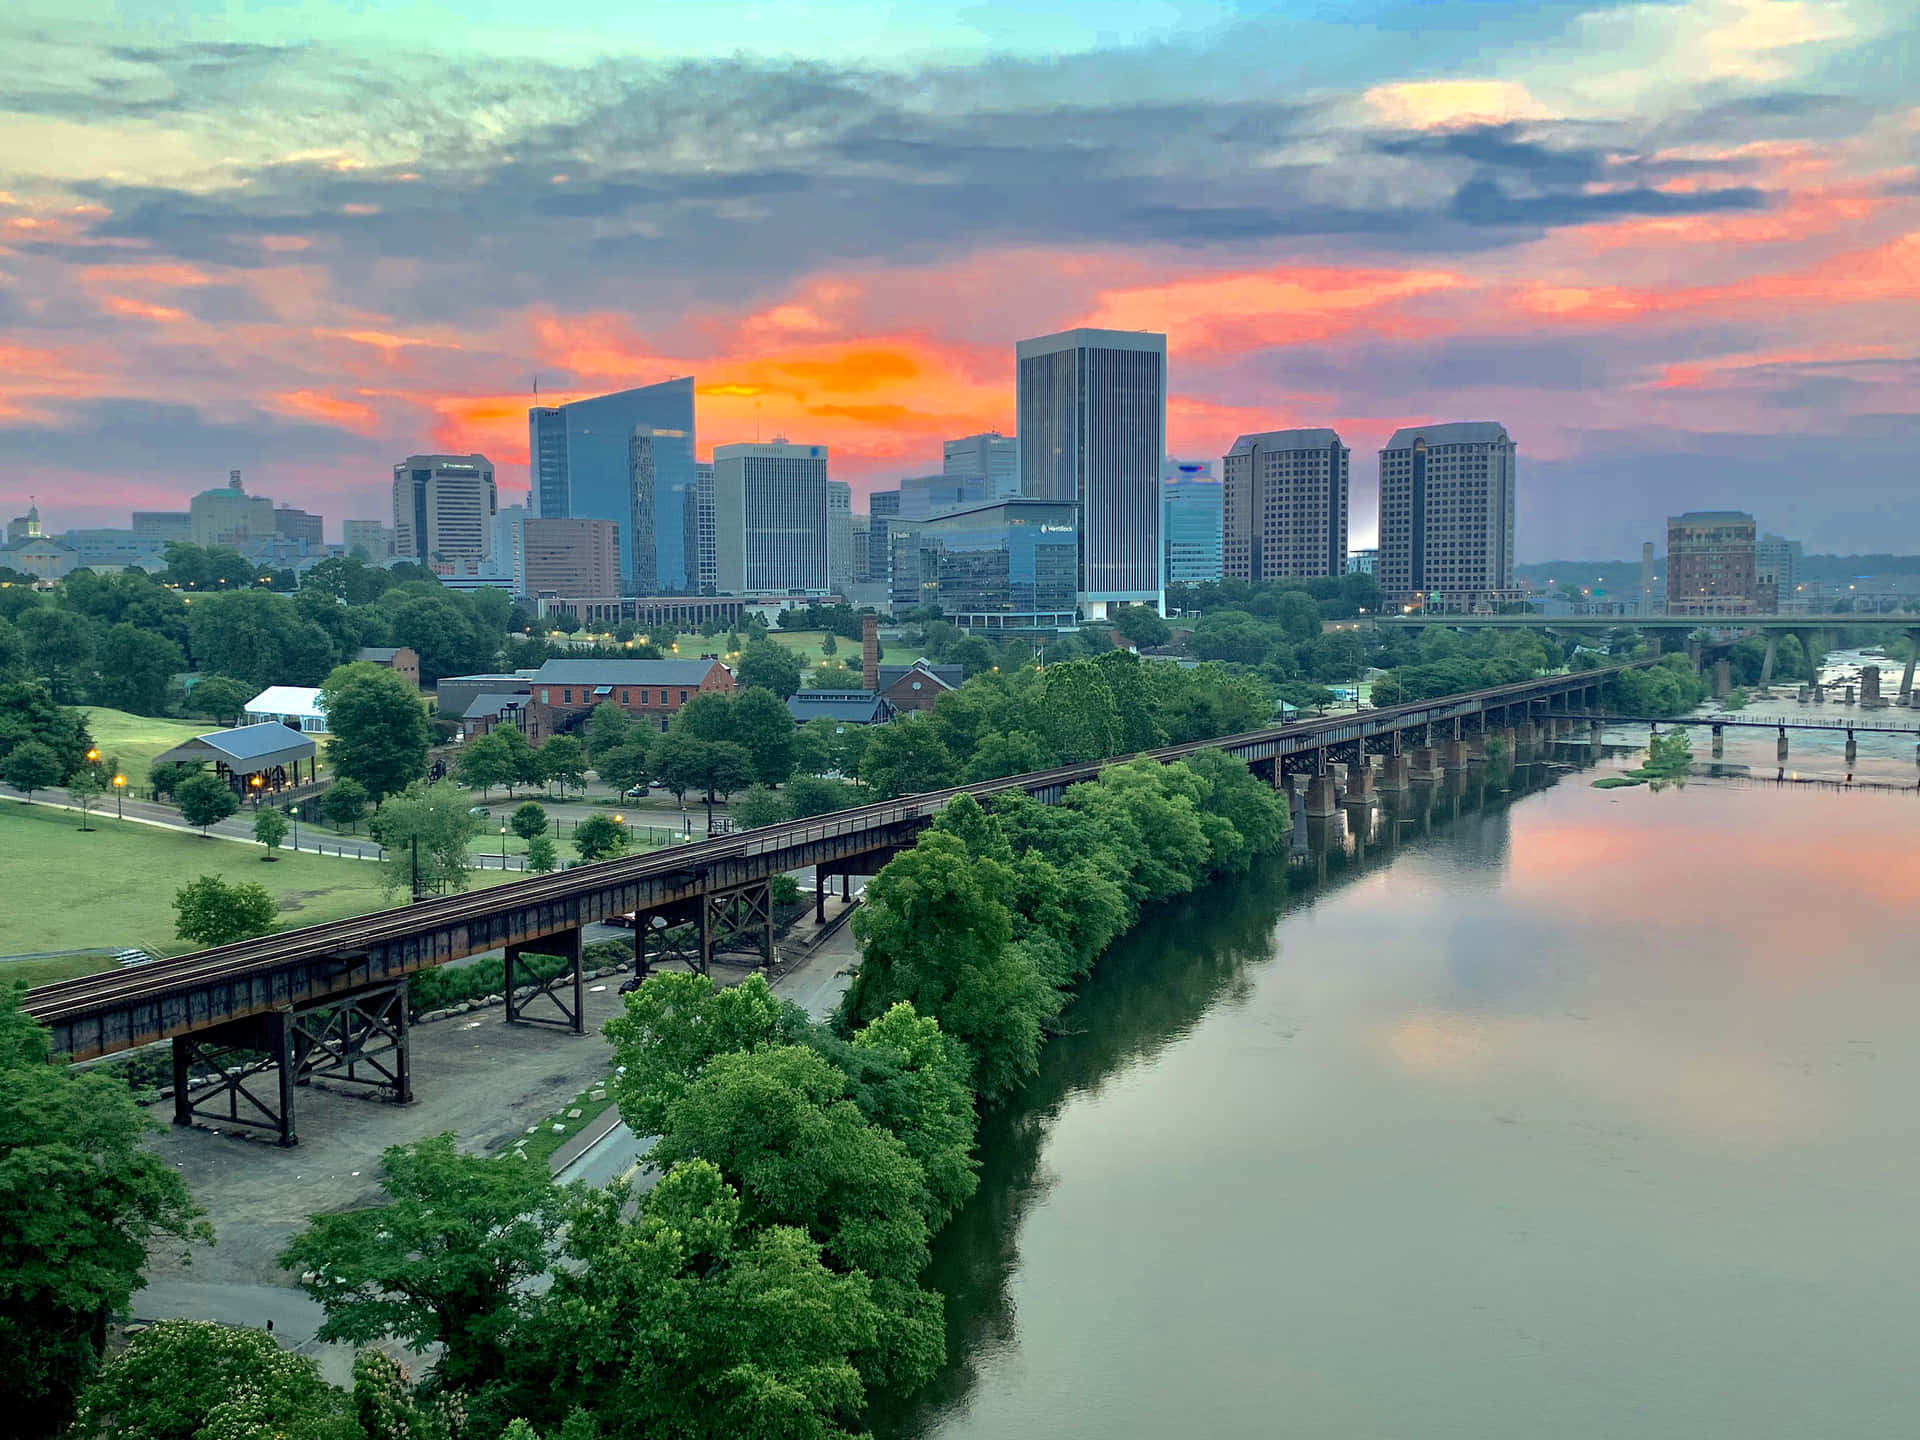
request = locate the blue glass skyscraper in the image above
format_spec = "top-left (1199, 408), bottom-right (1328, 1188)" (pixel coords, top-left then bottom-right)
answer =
top-left (528, 377), bottom-right (696, 593)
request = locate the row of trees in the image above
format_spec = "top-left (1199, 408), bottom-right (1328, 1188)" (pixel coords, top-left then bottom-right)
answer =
top-left (0, 554), bottom-right (523, 717)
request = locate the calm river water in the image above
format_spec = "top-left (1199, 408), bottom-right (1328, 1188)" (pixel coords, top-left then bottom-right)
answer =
top-left (885, 721), bottom-right (1920, 1440)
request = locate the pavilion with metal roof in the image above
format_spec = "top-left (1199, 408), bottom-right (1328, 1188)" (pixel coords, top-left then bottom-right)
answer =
top-left (153, 724), bottom-right (319, 796)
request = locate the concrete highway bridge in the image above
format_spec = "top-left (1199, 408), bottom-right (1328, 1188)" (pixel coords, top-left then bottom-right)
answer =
top-left (1375, 612), bottom-right (1920, 701)
top-left (23, 663), bottom-right (1648, 1146)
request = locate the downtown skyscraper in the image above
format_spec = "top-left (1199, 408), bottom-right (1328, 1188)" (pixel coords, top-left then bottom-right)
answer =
top-left (712, 440), bottom-right (830, 595)
top-left (1221, 430), bottom-right (1349, 583)
top-left (1016, 328), bottom-right (1166, 615)
top-left (528, 377), bottom-right (695, 593)
top-left (1377, 422), bottom-right (1517, 610)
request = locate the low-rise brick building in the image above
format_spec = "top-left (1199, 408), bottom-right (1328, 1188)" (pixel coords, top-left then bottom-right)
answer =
top-left (525, 658), bottom-right (735, 743)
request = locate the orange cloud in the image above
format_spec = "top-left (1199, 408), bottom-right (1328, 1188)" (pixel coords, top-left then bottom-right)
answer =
top-left (101, 295), bottom-right (187, 323)
top-left (1090, 263), bottom-right (1469, 352)
top-left (271, 389), bottom-right (380, 431)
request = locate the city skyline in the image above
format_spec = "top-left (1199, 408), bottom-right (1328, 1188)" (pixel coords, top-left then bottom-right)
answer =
top-left (0, 1), bottom-right (1916, 557)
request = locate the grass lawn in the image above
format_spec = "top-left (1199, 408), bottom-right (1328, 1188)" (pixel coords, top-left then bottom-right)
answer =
top-left (79, 708), bottom-right (210, 780)
top-left (0, 952), bottom-right (122, 989)
top-left (0, 801), bottom-right (507, 961)
top-left (766, 630), bottom-right (852, 665)
top-left (513, 1078), bottom-right (620, 1169)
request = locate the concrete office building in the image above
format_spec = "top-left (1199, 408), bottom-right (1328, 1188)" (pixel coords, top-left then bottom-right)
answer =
top-left (691, 461), bottom-right (717, 595)
top-left (851, 514), bottom-right (872, 581)
top-left (827, 481), bottom-right (854, 595)
top-left (132, 511), bottom-right (191, 541)
top-left (523, 517), bottom-right (620, 598)
top-left (273, 506), bottom-right (325, 547)
top-left (343, 520), bottom-right (396, 564)
top-left (944, 431), bottom-right (1021, 498)
top-left (190, 471), bottom-right (277, 550)
top-left (1346, 548), bottom-right (1378, 576)
top-left (392, 454), bottom-right (497, 565)
top-left (911, 497), bottom-right (1080, 630)
top-left (529, 377), bottom-right (695, 591)
top-left (1162, 460), bottom-right (1223, 585)
top-left (1377, 422), bottom-right (1518, 610)
top-left (1017, 327), bottom-right (1165, 615)
top-left (1666, 510), bottom-right (1758, 615)
top-left (1222, 430), bottom-right (1349, 584)
top-left (712, 440), bottom-right (829, 596)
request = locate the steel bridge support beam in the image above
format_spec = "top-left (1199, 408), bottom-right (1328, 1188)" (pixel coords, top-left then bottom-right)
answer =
top-left (703, 880), bottom-right (774, 970)
top-left (504, 928), bottom-right (585, 1034)
top-left (171, 1012), bottom-right (298, 1146)
top-left (290, 978), bottom-right (412, 1105)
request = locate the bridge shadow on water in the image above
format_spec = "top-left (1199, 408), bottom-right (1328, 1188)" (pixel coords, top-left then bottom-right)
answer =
top-left (870, 753), bottom-right (1574, 1437)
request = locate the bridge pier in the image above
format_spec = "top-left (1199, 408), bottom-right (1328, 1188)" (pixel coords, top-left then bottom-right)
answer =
top-left (1378, 752), bottom-right (1411, 790)
top-left (1712, 724), bottom-right (1724, 758)
top-left (1410, 746), bottom-right (1441, 781)
top-left (1846, 733), bottom-right (1857, 766)
top-left (1345, 758), bottom-right (1377, 803)
top-left (702, 880), bottom-right (775, 971)
top-left (1441, 739), bottom-right (1468, 769)
top-left (169, 977), bottom-right (415, 1148)
top-left (1713, 659), bottom-right (1732, 700)
top-left (1778, 728), bottom-right (1790, 764)
top-left (1759, 635), bottom-right (1778, 689)
top-left (505, 929), bottom-right (585, 1034)
top-left (1902, 629), bottom-right (1919, 704)
top-left (1305, 772), bottom-right (1339, 818)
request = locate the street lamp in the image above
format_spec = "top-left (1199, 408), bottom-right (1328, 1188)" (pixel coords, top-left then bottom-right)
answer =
top-left (289, 805), bottom-right (300, 851)
top-left (613, 813), bottom-right (627, 846)
top-left (112, 773), bottom-right (125, 819)
top-left (249, 773), bottom-right (264, 807)
top-left (500, 823), bottom-right (509, 865)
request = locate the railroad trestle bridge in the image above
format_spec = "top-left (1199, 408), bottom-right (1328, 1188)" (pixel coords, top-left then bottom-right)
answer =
top-left (24, 664), bottom-right (1649, 1146)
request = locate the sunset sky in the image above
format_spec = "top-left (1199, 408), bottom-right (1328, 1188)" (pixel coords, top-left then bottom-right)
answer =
top-left (1, 0), bottom-right (1915, 557)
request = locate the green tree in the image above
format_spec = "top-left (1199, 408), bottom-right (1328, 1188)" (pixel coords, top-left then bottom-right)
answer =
top-left (696, 740), bottom-right (751, 811)
top-left (280, 1134), bottom-right (571, 1393)
top-left (18, 606), bottom-right (98, 703)
top-left (73, 1320), bottom-right (346, 1440)
top-left (369, 780), bottom-right (480, 896)
top-left (93, 623), bottom-right (186, 716)
top-left (648, 1046), bottom-right (945, 1389)
top-left (1109, 604), bottom-right (1171, 649)
top-left (253, 806), bottom-right (288, 858)
top-left (525, 834), bottom-right (558, 873)
top-left (537, 1162), bottom-right (878, 1440)
top-left (734, 638), bottom-right (804, 697)
top-left (730, 686), bottom-right (797, 784)
top-left (67, 767), bottom-right (105, 829)
top-left (0, 682), bottom-right (92, 780)
top-left (185, 675), bottom-right (253, 726)
top-left (583, 701), bottom-right (631, 759)
top-left (173, 874), bottom-right (278, 946)
top-left (538, 734), bottom-right (588, 798)
top-left (593, 740), bottom-right (653, 797)
top-left (820, 631), bottom-right (838, 656)
top-left (647, 731), bottom-right (705, 804)
top-left (1041, 659), bottom-right (1121, 762)
top-left (605, 972), bottom-right (805, 1135)
top-left (964, 728), bottom-right (1053, 782)
top-left (807, 659), bottom-right (863, 689)
top-left (175, 772), bottom-right (240, 834)
top-left (846, 829), bottom-right (1057, 1098)
top-left (786, 773), bottom-right (859, 817)
top-left (321, 777), bottom-right (369, 832)
top-left (790, 718), bottom-right (838, 776)
top-left (858, 715), bottom-right (955, 799)
top-left (455, 730), bottom-right (517, 800)
top-left (571, 813), bottom-right (628, 862)
top-left (509, 800), bottom-right (549, 842)
top-left (671, 691), bottom-right (733, 742)
top-left (730, 783), bottom-right (787, 830)
top-left (3, 739), bottom-right (62, 801)
top-left (320, 662), bottom-right (429, 803)
top-left (846, 1002), bottom-right (980, 1228)
top-left (0, 993), bottom-right (209, 1439)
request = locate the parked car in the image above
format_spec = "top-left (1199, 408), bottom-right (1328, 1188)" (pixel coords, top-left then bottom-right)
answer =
top-left (468, 806), bottom-right (490, 818)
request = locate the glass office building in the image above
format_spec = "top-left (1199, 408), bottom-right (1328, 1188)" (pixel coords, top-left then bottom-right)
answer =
top-left (911, 498), bottom-right (1080, 630)
top-left (528, 378), bottom-right (696, 592)
top-left (1162, 460), bottom-right (1223, 584)
top-left (1016, 328), bottom-right (1165, 615)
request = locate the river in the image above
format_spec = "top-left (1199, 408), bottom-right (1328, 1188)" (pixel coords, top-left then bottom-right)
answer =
top-left (883, 715), bottom-right (1920, 1440)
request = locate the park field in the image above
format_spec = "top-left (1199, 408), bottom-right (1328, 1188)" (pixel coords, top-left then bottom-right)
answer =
top-left (79, 707), bottom-right (208, 779)
top-left (0, 801), bottom-right (506, 967)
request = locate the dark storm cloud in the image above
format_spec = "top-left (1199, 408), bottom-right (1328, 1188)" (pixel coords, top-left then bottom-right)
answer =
top-left (25, 54), bottom-right (1785, 333)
